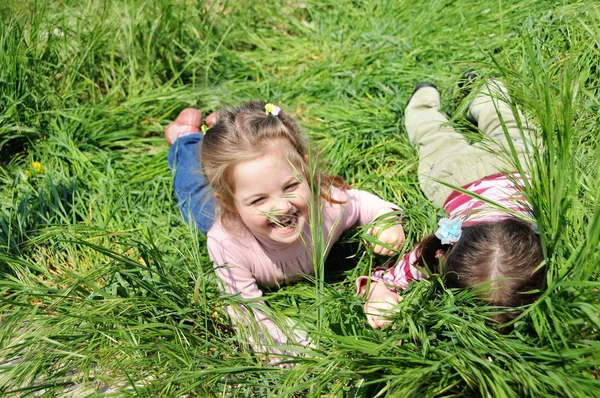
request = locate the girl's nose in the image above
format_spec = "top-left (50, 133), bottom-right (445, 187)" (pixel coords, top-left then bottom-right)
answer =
top-left (271, 198), bottom-right (293, 214)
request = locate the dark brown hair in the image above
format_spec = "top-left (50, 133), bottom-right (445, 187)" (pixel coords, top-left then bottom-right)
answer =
top-left (200, 101), bottom-right (349, 230)
top-left (415, 218), bottom-right (545, 324)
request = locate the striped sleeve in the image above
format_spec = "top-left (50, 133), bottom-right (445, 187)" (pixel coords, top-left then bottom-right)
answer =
top-left (443, 172), bottom-right (533, 225)
top-left (356, 248), bottom-right (426, 295)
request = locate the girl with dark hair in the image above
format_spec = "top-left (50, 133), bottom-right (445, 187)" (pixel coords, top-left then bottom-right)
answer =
top-left (359, 79), bottom-right (545, 328)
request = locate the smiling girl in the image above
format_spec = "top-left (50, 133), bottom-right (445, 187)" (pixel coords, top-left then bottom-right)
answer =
top-left (165, 101), bottom-right (405, 361)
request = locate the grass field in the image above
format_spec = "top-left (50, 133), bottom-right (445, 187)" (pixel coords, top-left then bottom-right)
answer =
top-left (1, 0), bottom-right (600, 396)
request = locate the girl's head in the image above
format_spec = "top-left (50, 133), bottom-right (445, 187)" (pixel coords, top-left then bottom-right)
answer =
top-left (417, 218), bottom-right (545, 323)
top-left (201, 101), bottom-right (347, 242)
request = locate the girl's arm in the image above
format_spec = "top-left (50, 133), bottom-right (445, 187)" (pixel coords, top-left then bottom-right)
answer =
top-left (208, 239), bottom-right (310, 364)
top-left (345, 189), bottom-right (405, 255)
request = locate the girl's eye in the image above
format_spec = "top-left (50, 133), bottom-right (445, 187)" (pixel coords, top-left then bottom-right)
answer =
top-left (250, 198), bottom-right (265, 206)
top-left (284, 182), bottom-right (300, 192)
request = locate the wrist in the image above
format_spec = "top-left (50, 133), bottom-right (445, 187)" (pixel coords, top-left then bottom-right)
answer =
top-left (375, 207), bottom-right (403, 223)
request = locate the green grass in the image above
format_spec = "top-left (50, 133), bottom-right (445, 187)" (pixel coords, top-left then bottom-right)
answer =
top-left (1, 0), bottom-right (599, 396)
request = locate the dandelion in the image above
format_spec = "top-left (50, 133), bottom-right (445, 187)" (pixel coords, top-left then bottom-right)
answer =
top-left (32, 161), bottom-right (44, 174)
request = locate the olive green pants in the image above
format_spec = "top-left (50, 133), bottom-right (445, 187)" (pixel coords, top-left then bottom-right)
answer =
top-left (404, 80), bottom-right (536, 207)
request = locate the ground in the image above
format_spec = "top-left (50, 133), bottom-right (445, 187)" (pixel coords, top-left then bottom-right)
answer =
top-left (1, 0), bottom-right (599, 396)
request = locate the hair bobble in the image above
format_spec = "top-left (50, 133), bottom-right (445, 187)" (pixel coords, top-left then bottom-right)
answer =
top-left (265, 103), bottom-right (282, 116)
top-left (201, 124), bottom-right (208, 134)
top-left (435, 217), bottom-right (462, 245)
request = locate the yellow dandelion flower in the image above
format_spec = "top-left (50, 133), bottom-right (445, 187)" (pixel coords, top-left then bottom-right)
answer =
top-left (32, 161), bottom-right (44, 173)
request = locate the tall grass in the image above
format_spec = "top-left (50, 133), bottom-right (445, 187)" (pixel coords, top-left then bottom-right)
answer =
top-left (1, 0), bottom-right (599, 396)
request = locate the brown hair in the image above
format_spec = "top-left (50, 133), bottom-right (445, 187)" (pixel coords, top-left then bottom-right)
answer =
top-left (200, 101), bottom-right (349, 230)
top-left (415, 218), bottom-right (545, 324)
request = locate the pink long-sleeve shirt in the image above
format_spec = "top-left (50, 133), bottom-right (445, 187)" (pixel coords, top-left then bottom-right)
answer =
top-left (356, 172), bottom-right (533, 295)
top-left (207, 187), bottom-right (399, 350)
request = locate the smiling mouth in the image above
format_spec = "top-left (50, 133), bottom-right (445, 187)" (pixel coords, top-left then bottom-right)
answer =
top-left (269, 212), bottom-right (299, 231)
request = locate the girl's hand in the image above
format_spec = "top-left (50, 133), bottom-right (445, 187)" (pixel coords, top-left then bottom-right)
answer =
top-left (364, 282), bottom-right (402, 328)
top-left (368, 208), bottom-right (405, 256)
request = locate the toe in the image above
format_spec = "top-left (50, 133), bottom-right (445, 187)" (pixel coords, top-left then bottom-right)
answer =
top-left (206, 111), bottom-right (218, 127)
top-left (175, 108), bottom-right (203, 127)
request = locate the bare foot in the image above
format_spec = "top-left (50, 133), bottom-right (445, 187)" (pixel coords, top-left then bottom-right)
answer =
top-left (165, 108), bottom-right (202, 146)
top-left (165, 109), bottom-right (219, 146)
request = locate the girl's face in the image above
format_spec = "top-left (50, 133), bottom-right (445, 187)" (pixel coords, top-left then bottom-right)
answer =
top-left (230, 140), bottom-right (311, 245)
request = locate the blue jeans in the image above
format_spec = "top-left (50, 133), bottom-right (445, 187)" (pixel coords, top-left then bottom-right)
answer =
top-left (168, 134), bottom-right (217, 233)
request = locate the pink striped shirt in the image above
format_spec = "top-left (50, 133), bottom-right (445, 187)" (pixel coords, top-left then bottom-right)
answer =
top-left (356, 172), bottom-right (533, 295)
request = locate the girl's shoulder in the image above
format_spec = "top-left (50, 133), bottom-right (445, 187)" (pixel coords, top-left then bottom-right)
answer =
top-left (323, 186), bottom-right (374, 204)
top-left (206, 219), bottom-right (264, 266)
top-left (207, 217), bottom-right (253, 246)
top-left (329, 185), bottom-right (350, 202)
